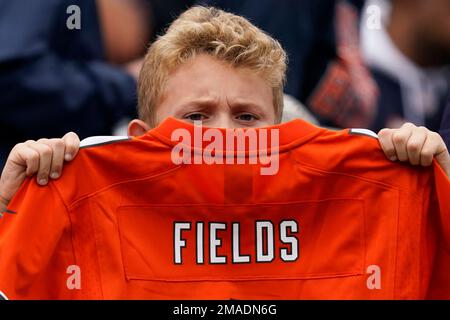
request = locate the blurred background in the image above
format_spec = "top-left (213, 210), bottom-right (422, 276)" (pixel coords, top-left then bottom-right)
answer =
top-left (0, 0), bottom-right (449, 168)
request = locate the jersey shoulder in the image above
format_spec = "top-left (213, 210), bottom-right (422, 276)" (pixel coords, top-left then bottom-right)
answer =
top-left (295, 126), bottom-right (431, 190)
top-left (53, 134), bottom-right (178, 208)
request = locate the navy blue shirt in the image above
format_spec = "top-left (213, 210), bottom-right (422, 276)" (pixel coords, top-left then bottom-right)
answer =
top-left (0, 0), bottom-right (137, 167)
top-left (440, 100), bottom-right (450, 149)
top-left (149, 0), bottom-right (195, 39)
top-left (201, 0), bottom-right (371, 129)
top-left (202, 0), bottom-right (338, 102)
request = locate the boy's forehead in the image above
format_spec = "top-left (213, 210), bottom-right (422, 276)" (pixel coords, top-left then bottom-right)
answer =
top-left (161, 54), bottom-right (272, 104)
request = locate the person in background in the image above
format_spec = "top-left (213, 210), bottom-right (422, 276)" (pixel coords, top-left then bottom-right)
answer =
top-left (0, 5), bottom-right (449, 217)
top-left (361, 0), bottom-right (450, 132)
top-left (204, 0), bottom-right (379, 129)
top-left (0, 0), bottom-right (152, 168)
top-left (440, 98), bottom-right (450, 149)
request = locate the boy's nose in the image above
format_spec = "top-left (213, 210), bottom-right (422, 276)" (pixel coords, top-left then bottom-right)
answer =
top-left (209, 113), bottom-right (234, 129)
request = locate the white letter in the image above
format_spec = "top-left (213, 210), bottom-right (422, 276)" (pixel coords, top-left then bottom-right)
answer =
top-left (232, 223), bottom-right (250, 263)
top-left (174, 222), bottom-right (191, 264)
top-left (66, 5), bottom-right (81, 30)
top-left (197, 222), bottom-right (204, 264)
top-left (280, 220), bottom-right (299, 262)
top-left (259, 129), bottom-right (279, 176)
top-left (234, 129), bottom-right (257, 164)
top-left (210, 223), bottom-right (227, 263)
top-left (203, 128), bottom-right (224, 164)
top-left (366, 5), bottom-right (381, 30)
top-left (225, 129), bottom-right (235, 164)
top-left (366, 265), bottom-right (381, 289)
top-left (256, 221), bottom-right (274, 262)
top-left (193, 120), bottom-right (203, 164)
top-left (66, 265), bottom-right (81, 289)
top-left (171, 128), bottom-right (192, 164)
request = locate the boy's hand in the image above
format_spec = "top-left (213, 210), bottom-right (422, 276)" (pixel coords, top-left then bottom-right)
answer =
top-left (378, 123), bottom-right (450, 177)
top-left (0, 132), bottom-right (80, 214)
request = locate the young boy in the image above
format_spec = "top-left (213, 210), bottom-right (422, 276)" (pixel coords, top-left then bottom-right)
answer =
top-left (0, 5), bottom-right (447, 211)
top-left (0, 6), bottom-right (449, 299)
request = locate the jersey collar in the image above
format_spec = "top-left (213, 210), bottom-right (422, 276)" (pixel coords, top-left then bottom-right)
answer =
top-left (147, 117), bottom-right (324, 153)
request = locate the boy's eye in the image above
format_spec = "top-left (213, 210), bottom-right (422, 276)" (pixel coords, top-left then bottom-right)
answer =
top-left (185, 113), bottom-right (207, 121)
top-left (236, 113), bottom-right (258, 122)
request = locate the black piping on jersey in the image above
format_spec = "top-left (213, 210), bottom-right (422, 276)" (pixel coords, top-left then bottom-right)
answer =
top-left (1, 209), bottom-right (16, 216)
top-left (79, 137), bottom-right (131, 150)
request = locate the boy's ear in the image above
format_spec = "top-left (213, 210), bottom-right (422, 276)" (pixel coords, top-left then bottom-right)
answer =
top-left (127, 119), bottom-right (151, 136)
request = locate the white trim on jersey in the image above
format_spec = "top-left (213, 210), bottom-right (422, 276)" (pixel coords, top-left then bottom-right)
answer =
top-left (349, 128), bottom-right (378, 139)
top-left (0, 290), bottom-right (8, 300)
top-left (80, 136), bottom-right (130, 148)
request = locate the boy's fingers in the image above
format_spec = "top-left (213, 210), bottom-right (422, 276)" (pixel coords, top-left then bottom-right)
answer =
top-left (27, 142), bottom-right (53, 185)
top-left (392, 123), bottom-right (414, 162)
top-left (405, 127), bottom-right (427, 165)
top-left (20, 141), bottom-right (40, 177)
top-left (40, 139), bottom-right (65, 179)
top-left (435, 149), bottom-right (450, 178)
top-left (8, 142), bottom-right (38, 176)
top-left (420, 133), bottom-right (440, 166)
top-left (378, 129), bottom-right (397, 161)
top-left (421, 132), bottom-right (448, 167)
top-left (22, 146), bottom-right (40, 177)
top-left (0, 144), bottom-right (38, 207)
top-left (62, 132), bottom-right (80, 161)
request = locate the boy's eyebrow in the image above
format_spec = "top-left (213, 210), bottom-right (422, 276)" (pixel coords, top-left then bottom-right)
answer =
top-left (181, 97), bottom-right (221, 108)
top-left (229, 100), bottom-right (265, 112)
top-left (180, 97), bottom-right (265, 112)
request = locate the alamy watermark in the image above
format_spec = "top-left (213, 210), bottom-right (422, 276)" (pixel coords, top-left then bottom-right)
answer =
top-left (66, 5), bottom-right (81, 30)
top-left (366, 264), bottom-right (381, 290)
top-left (66, 265), bottom-right (81, 290)
top-left (365, 5), bottom-right (381, 30)
top-left (170, 121), bottom-right (280, 175)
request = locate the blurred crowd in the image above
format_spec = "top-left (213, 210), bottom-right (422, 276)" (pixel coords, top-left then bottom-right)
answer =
top-left (0, 0), bottom-right (449, 167)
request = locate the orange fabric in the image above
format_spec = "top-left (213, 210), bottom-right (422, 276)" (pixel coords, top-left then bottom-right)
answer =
top-left (0, 117), bottom-right (449, 300)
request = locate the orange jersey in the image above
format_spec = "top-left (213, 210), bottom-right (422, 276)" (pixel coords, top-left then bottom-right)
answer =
top-left (0, 117), bottom-right (449, 300)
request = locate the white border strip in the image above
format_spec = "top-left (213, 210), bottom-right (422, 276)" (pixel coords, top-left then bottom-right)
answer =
top-left (80, 136), bottom-right (129, 148)
top-left (0, 290), bottom-right (8, 300)
top-left (350, 128), bottom-right (378, 139)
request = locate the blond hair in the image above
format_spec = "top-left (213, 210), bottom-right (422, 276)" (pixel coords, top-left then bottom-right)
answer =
top-left (138, 6), bottom-right (287, 126)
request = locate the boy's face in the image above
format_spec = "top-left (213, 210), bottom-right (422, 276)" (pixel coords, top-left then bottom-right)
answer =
top-left (155, 54), bottom-right (277, 128)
